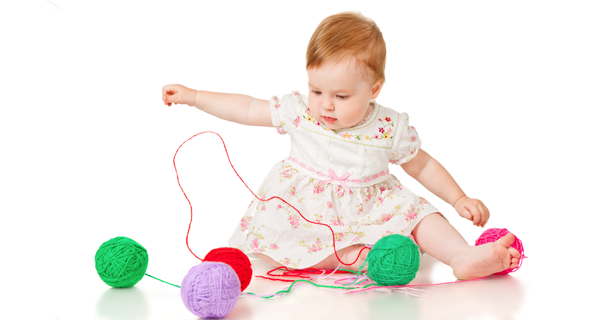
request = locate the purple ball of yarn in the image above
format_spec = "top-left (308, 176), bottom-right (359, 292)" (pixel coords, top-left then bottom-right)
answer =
top-left (180, 261), bottom-right (241, 318)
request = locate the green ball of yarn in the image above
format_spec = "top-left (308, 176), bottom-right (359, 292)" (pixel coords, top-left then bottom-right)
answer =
top-left (366, 234), bottom-right (420, 286)
top-left (95, 236), bottom-right (149, 288)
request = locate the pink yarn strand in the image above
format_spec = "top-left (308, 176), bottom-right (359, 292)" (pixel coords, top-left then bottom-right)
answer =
top-left (345, 276), bottom-right (488, 294)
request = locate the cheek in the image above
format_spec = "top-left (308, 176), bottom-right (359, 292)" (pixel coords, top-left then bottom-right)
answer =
top-left (345, 108), bottom-right (363, 122)
top-left (308, 97), bottom-right (319, 114)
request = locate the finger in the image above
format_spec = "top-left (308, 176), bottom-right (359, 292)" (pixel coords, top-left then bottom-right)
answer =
top-left (163, 86), bottom-right (173, 98)
top-left (476, 204), bottom-right (485, 227)
top-left (478, 203), bottom-right (489, 227)
top-left (470, 205), bottom-right (481, 226)
top-left (461, 208), bottom-right (473, 221)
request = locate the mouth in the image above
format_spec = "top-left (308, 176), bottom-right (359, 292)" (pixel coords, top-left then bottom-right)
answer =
top-left (322, 116), bottom-right (337, 123)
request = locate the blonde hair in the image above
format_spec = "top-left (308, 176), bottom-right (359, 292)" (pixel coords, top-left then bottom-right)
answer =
top-left (306, 11), bottom-right (386, 86)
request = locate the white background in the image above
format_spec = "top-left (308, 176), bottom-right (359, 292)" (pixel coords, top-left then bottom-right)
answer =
top-left (1, 1), bottom-right (599, 319)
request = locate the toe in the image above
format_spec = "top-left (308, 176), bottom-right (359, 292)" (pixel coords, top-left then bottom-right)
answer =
top-left (511, 257), bottom-right (519, 268)
top-left (508, 247), bottom-right (520, 258)
top-left (497, 233), bottom-right (516, 248)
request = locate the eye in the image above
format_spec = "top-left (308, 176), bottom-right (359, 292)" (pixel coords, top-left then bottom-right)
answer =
top-left (311, 90), bottom-right (347, 99)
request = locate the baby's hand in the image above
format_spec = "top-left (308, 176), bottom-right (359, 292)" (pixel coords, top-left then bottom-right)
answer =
top-left (162, 84), bottom-right (196, 107)
top-left (454, 196), bottom-right (489, 228)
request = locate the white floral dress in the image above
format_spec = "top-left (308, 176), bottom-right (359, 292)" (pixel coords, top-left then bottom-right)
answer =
top-left (227, 90), bottom-right (439, 269)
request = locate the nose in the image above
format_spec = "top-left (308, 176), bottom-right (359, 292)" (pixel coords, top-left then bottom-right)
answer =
top-left (321, 96), bottom-right (335, 111)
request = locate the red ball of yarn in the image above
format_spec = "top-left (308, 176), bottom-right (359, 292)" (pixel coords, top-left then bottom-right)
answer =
top-left (204, 247), bottom-right (252, 291)
top-left (475, 228), bottom-right (525, 275)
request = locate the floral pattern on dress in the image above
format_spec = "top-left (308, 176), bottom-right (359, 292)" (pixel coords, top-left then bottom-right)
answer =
top-left (382, 230), bottom-right (395, 238)
top-left (345, 226), bottom-right (367, 244)
top-left (276, 202), bottom-right (313, 230)
top-left (302, 108), bottom-right (330, 130)
top-left (355, 203), bottom-right (364, 215)
top-left (254, 190), bottom-right (270, 212)
top-left (390, 122), bottom-right (420, 164)
top-left (279, 257), bottom-right (302, 268)
top-left (336, 117), bottom-right (395, 141)
top-left (390, 149), bottom-right (418, 164)
top-left (230, 163), bottom-right (438, 268)
top-left (227, 92), bottom-right (438, 269)
top-left (276, 121), bottom-right (287, 135)
top-left (329, 216), bottom-right (345, 226)
top-left (246, 225), bottom-right (267, 253)
top-left (313, 213), bottom-right (323, 223)
top-left (239, 216), bottom-right (252, 232)
top-left (299, 238), bottom-right (332, 254)
top-left (272, 96), bottom-right (281, 109)
top-left (405, 204), bottom-right (419, 222)
top-left (278, 164), bottom-right (297, 182)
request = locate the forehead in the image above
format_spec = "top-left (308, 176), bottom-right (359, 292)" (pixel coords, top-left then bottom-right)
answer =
top-left (307, 58), bottom-right (368, 90)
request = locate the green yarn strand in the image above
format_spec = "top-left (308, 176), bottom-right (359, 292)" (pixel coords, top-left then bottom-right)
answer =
top-left (244, 279), bottom-right (380, 299)
top-left (144, 273), bottom-right (181, 288)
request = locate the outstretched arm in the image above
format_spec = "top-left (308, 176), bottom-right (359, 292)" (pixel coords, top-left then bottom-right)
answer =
top-left (162, 84), bottom-right (273, 127)
top-left (193, 90), bottom-right (273, 127)
top-left (400, 149), bottom-right (490, 227)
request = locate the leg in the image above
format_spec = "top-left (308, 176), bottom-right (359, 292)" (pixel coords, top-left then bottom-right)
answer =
top-left (254, 246), bottom-right (370, 271)
top-left (412, 213), bottom-right (521, 280)
top-left (318, 244), bottom-right (371, 272)
top-left (411, 213), bottom-right (470, 265)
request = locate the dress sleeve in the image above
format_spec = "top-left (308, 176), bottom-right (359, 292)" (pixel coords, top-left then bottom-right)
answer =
top-left (390, 112), bottom-right (421, 165)
top-left (270, 92), bottom-right (301, 136)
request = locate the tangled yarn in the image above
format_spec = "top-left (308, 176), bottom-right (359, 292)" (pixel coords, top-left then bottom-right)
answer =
top-left (180, 262), bottom-right (240, 318)
top-left (475, 228), bottom-right (525, 275)
top-left (204, 247), bottom-right (252, 291)
top-left (366, 234), bottom-right (420, 286)
top-left (95, 236), bottom-right (149, 288)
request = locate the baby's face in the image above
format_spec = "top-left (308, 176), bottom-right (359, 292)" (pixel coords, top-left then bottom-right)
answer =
top-left (307, 57), bottom-right (381, 130)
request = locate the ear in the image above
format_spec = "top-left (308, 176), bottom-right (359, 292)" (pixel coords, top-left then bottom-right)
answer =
top-left (370, 79), bottom-right (384, 99)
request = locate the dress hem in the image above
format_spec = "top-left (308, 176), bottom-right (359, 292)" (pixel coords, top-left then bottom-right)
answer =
top-left (235, 208), bottom-right (442, 269)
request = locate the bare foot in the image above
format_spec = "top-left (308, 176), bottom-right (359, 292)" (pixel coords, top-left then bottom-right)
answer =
top-left (450, 233), bottom-right (521, 280)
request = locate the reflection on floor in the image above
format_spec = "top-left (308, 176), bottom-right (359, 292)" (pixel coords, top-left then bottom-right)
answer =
top-left (94, 254), bottom-right (524, 320)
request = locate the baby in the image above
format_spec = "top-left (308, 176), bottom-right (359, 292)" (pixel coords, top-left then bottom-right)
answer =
top-left (162, 11), bottom-right (520, 280)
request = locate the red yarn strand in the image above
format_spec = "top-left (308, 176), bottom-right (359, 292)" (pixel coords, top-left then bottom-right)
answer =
top-left (255, 266), bottom-right (355, 283)
top-left (255, 276), bottom-right (297, 283)
top-left (172, 131), bottom-right (368, 266)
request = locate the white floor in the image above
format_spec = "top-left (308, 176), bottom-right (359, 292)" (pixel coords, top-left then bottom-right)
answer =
top-left (6, 239), bottom-right (593, 320)
top-left (36, 253), bottom-right (544, 320)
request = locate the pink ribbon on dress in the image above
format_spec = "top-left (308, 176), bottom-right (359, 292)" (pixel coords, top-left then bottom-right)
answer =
top-left (319, 168), bottom-right (351, 196)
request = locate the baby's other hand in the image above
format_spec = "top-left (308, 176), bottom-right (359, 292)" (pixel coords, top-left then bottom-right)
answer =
top-left (454, 196), bottom-right (490, 228)
top-left (162, 84), bottom-right (196, 107)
